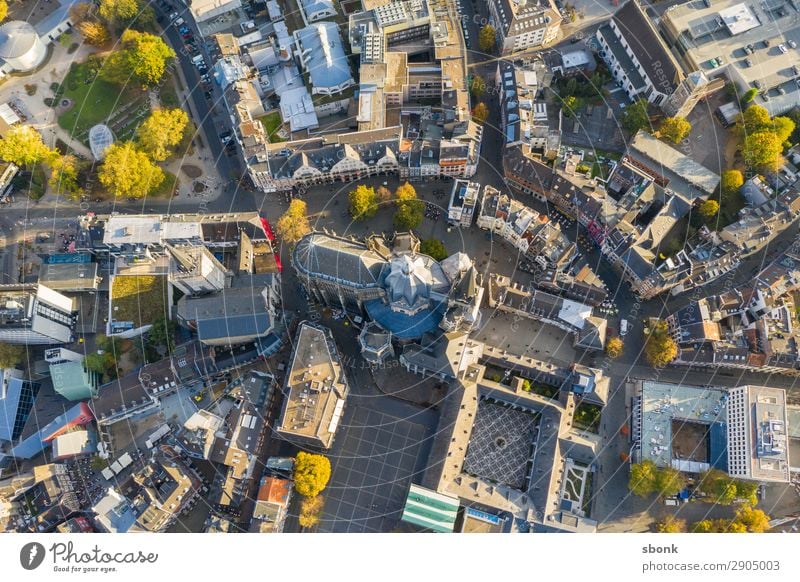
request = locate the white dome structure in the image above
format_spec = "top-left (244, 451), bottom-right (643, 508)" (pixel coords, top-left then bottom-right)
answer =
top-left (89, 124), bottom-right (115, 161)
top-left (0, 21), bottom-right (47, 72)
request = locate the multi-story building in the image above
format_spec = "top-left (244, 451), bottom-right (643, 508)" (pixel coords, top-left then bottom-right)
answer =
top-left (476, 186), bottom-right (578, 271)
top-left (299, 0), bottom-right (337, 23)
top-left (212, 372), bottom-right (276, 508)
top-left (486, 274), bottom-right (608, 351)
top-left (130, 447), bottom-right (202, 532)
top-left (276, 322), bottom-right (349, 450)
top-left (497, 59), bottom-right (562, 158)
top-left (489, 0), bottom-right (562, 55)
top-left (447, 180), bottom-right (480, 227)
top-left (0, 284), bottom-right (76, 345)
top-left (294, 22), bottom-right (355, 96)
top-left (0, 368), bottom-right (40, 443)
top-left (246, 0), bottom-right (481, 192)
top-left (596, 0), bottom-right (721, 116)
top-left (726, 385), bottom-right (790, 483)
top-left (660, 0), bottom-right (800, 115)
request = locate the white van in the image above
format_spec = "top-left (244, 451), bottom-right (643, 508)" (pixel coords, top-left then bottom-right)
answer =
top-left (620, 319), bottom-right (629, 336)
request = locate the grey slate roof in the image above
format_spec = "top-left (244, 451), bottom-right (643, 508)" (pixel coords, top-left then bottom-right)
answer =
top-left (293, 232), bottom-right (385, 288)
top-left (611, 1), bottom-right (682, 93)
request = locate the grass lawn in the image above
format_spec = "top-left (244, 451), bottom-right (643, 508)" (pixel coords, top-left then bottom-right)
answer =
top-left (110, 275), bottom-right (168, 329)
top-left (57, 60), bottom-right (147, 145)
top-left (573, 402), bottom-right (602, 433)
top-left (259, 111), bottom-right (287, 143)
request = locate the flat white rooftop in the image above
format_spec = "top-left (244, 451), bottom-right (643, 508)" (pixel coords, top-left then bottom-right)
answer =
top-left (719, 3), bottom-right (760, 36)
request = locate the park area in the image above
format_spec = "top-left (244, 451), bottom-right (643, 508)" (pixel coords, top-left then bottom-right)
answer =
top-left (110, 275), bottom-right (168, 329)
top-left (56, 59), bottom-right (150, 146)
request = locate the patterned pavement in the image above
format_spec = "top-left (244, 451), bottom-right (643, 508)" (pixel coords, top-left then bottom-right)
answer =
top-left (463, 399), bottom-right (539, 490)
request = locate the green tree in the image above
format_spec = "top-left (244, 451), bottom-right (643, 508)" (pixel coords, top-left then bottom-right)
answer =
top-left (699, 199), bottom-right (719, 220)
top-left (720, 169), bottom-right (744, 195)
top-left (0, 125), bottom-right (56, 168)
top-left (697, 469), bottom-right (757, 505)
top-left (78, 21), bottom-right (111, 46)
top-left (644, 320), bottom-right (678, 368)
top-left (622, 99), bottom-right (651, 133)
top-left (0, 0), bottom-right (8, 23)
top-left (742, 87), bottom-right (758, 103)
top-left (659, 116), bottom-right (691, 144)
top-left (85, 351), bottom-right (118, 383)
top-left (293, 452), bottom-right (331, 498)
top-left (98, 142), bottom-right (165, 199)
top-left (98, 0), bottom-right (139, 27)
top-left (136, 108), bottom-right (189, 161)
top-left (0, 342), bottom-right (25, 368)
top-left (147, 317), bottom-right (176, 353)
top-left (276, 199), bottom-right (311, 244)
top-left (420, 238), bottom-right (448, 261)
top-left (478, 24), bottom-right (496, 53)
top-left (470, 76), bottom-right (485, 100)
top-left (349, 184), bottom-right (378, 220)
top-left (657, 516), bottom-right (687, 533)
top-left (653, 466), bottom-right (686, 498)
top-left (742, 131), bottom-right (783, 171)
top-left (628, 460), bottom-right (658, 497)
top-left (90, 455), bottom-right (109, 471)
top-left (786, 107), bottom-right (800, 145)
top-left (49, 155), bottom-right (83, 199)
top-left (472, 102), bottom-right (489, 123)
top-left (103, 30), bottom-right (175, 88)
top-left (561, 95), bottom-right (584, 118)
top-left (394, 181), bottom-right (423, 230)
top-left (606, 336), bottom-right (624, 358)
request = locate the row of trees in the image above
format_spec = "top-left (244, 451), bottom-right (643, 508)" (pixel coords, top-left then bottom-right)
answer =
top-left (0, 126), bottom-right (85, 199)
top-left (70, 0), bottom-right (157, 48)
top-left (348, 182), bottom-right (426, 230)
top-left (658, 505), bottom-right (771, 533)
top-left (0, 107), bottom-right (188, 201)
top-left (628, 460), bottom-right (686, 498)
top-left (632, 462), bottom-right (761, 506)
top-left (294, 452), bottom-right (331, 529)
